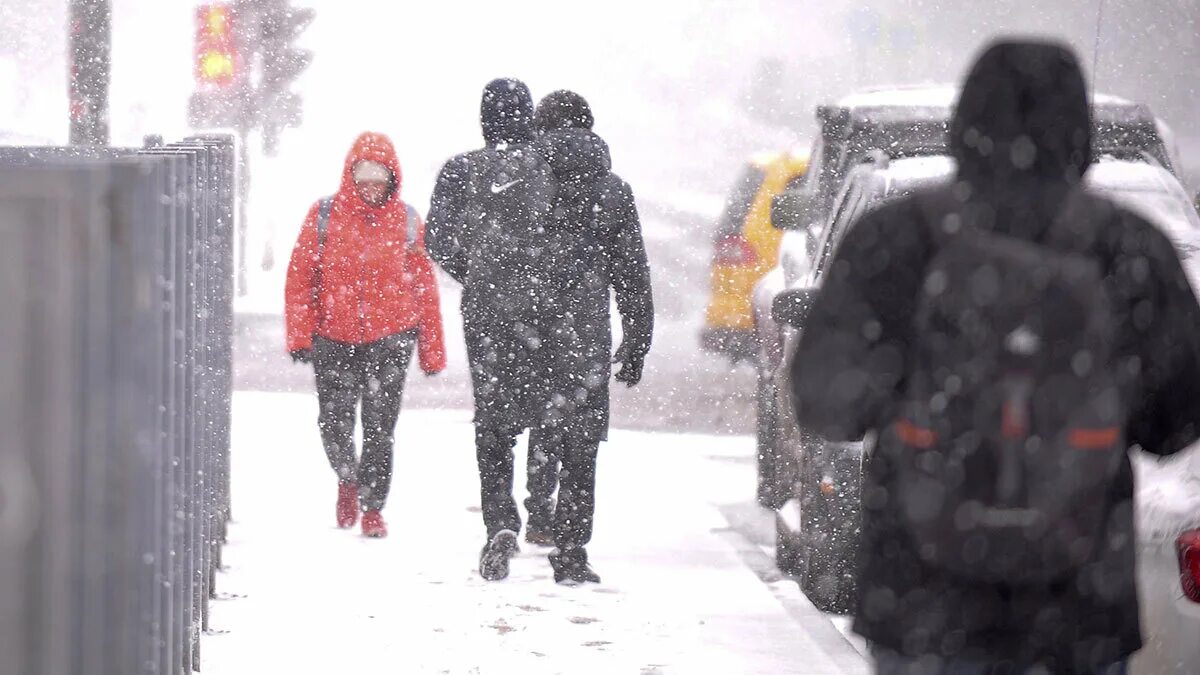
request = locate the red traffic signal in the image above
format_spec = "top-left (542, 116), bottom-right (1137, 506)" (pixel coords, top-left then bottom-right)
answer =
top-left (194, 4), bottom-right (237, 87)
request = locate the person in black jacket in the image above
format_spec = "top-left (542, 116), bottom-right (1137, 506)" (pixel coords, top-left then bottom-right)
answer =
top-left (427, 78), bottom-right (556, 581)
top-left (519, 90), bottom-right (654, 582)
top-left (791, 40), bottom-right (1200, 674)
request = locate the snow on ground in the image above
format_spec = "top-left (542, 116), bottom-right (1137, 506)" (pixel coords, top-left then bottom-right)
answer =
top-left (202, 391), bottom-right (867, 675)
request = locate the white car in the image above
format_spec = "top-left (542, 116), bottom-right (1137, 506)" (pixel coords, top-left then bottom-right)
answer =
top-left (1087, 159), bottom-right (1200, 675)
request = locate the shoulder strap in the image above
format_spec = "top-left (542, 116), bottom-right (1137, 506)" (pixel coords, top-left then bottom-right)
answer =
top-left (316, 196), bottom-right (334, 250)
top-left (404, 203), bottom-right (420, 248)
top-left (313, 196), bottom-right (334, 305)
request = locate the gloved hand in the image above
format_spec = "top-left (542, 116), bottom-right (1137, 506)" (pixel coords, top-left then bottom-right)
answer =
top-left (612, 341), bottom-right (646, 387)
top-left (290, 348), bottom-right (314, 364)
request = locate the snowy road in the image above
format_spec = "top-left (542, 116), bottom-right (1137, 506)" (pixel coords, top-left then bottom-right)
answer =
top-left (201, 392), bottom-right (868, 674)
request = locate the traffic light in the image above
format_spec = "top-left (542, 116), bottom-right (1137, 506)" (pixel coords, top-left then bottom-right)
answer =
top-left (194, 4), bottom-right (238, 88)
top-left (188, 3), bottom-right (248, 128)
top-left (256, 0), bottom-right (314, 155)
top-left (187, 0), bottom-right (314, 152)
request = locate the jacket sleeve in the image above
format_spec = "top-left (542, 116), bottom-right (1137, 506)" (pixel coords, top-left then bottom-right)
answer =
top-left (791, 202), bottom-right (928, 442)
top-left (426, 155), bottom-right (472, 284)
top-left (606, 180), bottom-right (654, 357)
top-left (409, 213), bottom-right (447, 374)
top-left (1124, 219), bottom-right (1200, 456)
top-left (284, 202), bottom-right (322, 352)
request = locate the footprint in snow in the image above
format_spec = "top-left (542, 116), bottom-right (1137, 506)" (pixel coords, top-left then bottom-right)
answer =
top-left (569, 616), bottom-right (599, 625)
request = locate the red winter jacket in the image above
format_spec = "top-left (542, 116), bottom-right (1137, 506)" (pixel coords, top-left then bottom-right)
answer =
top-left (285, 132), bottom-right (446, 374)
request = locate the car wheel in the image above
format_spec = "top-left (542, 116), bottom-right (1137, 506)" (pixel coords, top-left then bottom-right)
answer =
top-left (797, 437), bottom-right (856, 614)
top-left (755, 372), bottom-right (782, 509)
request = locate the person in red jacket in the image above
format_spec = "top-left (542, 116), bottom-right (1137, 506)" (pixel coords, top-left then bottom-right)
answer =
top-left (285, 132), bottom-right (446, 539)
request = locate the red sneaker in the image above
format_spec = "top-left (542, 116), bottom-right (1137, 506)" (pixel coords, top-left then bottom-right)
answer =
top-left (336, 482), bottom-right (359, 529)
top-left (361, 510), bottom-right (387, 538)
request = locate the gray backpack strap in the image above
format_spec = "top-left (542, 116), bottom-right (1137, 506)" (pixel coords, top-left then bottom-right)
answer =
top-left (404, 203), bottom-right (421, 248)
top-left (313, 196), bottom-right (335, 305)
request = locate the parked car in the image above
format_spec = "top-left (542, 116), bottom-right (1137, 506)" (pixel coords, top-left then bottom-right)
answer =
top-left (1088, 159), bottom-right (1200, 675)
top-left (702, 151), bottom-right (808, 361)
top-left (751, 86), bottom-right (958, 508)
top-left (752, 86), bottom-right (1181, 510)
top-left (770, 154), bottom-right (956, 612)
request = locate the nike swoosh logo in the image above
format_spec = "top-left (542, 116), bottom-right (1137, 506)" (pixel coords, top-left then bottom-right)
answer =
top-left (490, 179), bottom-right (523, 194)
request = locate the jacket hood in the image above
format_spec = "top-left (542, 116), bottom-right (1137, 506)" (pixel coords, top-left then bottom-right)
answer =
top-left (952, 41), bottom-right (1092, 197)
top-left (338, 132), bottom-right (405, 215)
top-left (481, 78), bottom-right (536, 146)
top-left (536, 90), bottom-right (595, 132)
top-left (541, 127), bottom-right (612, 185)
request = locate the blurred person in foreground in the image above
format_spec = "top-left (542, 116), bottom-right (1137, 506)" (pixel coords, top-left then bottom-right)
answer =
top-left (791, 40), bottom-right (1200, 674)
top-left (516, 90), bottom-right (654, 570)
top-left (285, 132), bottom-right (446, 539)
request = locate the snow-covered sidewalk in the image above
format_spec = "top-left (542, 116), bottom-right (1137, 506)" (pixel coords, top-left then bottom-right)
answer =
top-left (202, 392), bottom-right (867, 674)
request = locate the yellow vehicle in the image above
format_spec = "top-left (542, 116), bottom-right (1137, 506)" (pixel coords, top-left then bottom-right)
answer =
top-left (702, 151), bottom-right (809, 360)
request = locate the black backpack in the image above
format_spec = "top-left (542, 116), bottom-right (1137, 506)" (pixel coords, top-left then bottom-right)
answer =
top-left (889, 192), bottom-right (1126, 585)
top-left (459, 143), bottom-right (557, 314)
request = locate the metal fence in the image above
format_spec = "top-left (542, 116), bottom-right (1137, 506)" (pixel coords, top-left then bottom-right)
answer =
top-left (0, 135), bottom-right (236, 675)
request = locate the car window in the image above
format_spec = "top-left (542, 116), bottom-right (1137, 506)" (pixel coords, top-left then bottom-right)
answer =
top-left (814, 178), bottom-right (870, 275)
top-left (715, 165), bottom-right (767, 238)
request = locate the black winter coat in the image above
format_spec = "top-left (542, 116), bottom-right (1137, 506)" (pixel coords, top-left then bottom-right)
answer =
top-left (539, 127), bottom-right (654, 439)
top-left (427, 126), bottom-right (652, 440)
top-left (791, 41), bottom-right (1200, 671)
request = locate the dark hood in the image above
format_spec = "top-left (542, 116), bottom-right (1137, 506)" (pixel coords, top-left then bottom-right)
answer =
top-left (536, 90), bottom-right (595, 132)
top-left (951, 41), bottom-right (1092, 236)
top-left (480, 78), bottom-right (536, 147)
top-left (541, 127), bottom-right (612, 184)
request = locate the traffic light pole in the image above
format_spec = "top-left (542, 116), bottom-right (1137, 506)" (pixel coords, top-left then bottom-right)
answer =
top-left (69, 0), bottom-right (111, 146)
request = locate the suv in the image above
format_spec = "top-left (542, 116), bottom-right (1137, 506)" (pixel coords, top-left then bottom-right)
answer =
top-left (702, 152), bottom-right (808, 361)
top-left (770, 155), bottom-right (956, 612)
top-left (752, 86), bottom-right (957, 509)
top-left (752, 86), bottom-right (1179, 510)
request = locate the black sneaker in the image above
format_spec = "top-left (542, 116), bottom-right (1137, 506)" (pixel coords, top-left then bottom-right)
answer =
top-left (549, 549), bottom-right (601, 585)
top-left (479, 530), bottom-right (519, 581)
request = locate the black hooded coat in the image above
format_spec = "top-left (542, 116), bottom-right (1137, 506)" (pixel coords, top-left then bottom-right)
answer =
top-left (428, 81), bottom-right (651, 441)
top-left (791, 42), bottom-right (1200, 670)
top-left (427, 79), bottom-right (557, 433)
top-left (537, 125), bottom-right (654, 439)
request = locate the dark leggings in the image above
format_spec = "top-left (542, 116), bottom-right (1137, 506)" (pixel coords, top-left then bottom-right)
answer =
top-left (314, 333), bottom-right (415, 511)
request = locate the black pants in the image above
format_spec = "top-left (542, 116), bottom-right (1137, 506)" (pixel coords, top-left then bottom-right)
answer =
top-left (478, 426), bottom-right (597, 553)
top-left (314, 333), bottom-right (415, 511)
top-left (550, 432), bottom-right (599, 557)
top-left (524, 428), bottom-right (558, 530)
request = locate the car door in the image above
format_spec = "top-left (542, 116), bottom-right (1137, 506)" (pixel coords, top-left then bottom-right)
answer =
top-left (772, 174), bottom-right (876, 488)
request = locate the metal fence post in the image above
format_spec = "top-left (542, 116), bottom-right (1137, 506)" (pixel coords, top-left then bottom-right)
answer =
top-left (0, 136), bottom-right (236, 675)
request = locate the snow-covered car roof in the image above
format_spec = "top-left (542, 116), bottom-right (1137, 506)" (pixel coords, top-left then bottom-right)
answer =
top-left (835, 85), bottom-right (958, 113)
top-left (1086, 160), bottom-right (1200, 238)
top-left (832, 86), bottom-right (1140, 116)
top-left (823, 86), bottom-right (1172, 173)
top-left (876, 155), bottom-right (956, 188)
top-left (846, 155), bottom-right (954, 200)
